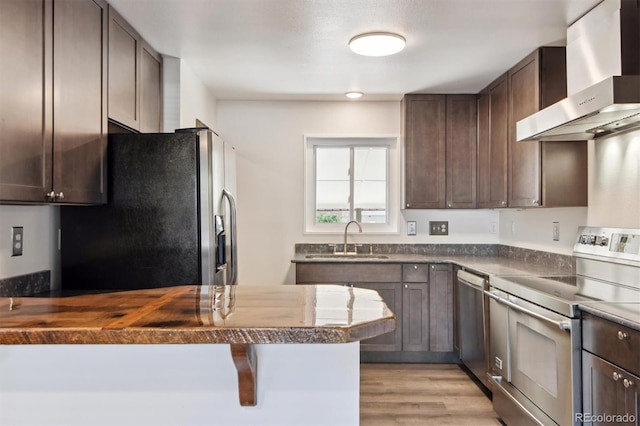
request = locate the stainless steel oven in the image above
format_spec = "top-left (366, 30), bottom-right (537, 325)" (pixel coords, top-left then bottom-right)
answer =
top-left (488, 277), bottom-right (580, 426)
top-left (488, 227), bottom-right (640, 426)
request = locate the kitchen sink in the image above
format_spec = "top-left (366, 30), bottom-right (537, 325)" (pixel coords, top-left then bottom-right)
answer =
top-left (304, 254), bottom-right (389, 259)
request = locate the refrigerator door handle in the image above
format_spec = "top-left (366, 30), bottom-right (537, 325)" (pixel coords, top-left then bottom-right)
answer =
top-left (222, 189), bottom-right (238, 285)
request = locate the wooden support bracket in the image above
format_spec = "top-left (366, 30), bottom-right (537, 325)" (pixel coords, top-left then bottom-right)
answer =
top-left (230, 343), bottom-right (258, 406)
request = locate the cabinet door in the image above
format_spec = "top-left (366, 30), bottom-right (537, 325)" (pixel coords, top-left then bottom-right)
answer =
top-left (508, 51), bottom-right (541, 208)
top-left (582, 352), bottom-right (639, 425)
top-left (625, 374), bottom-right (640, 426)
top-left (478, 74), bottom-right (509, 208)
top-left (446, 95), bottom-right (477, 208)
top-left (356, 283), bottom-right (403, 352)
top-left (0, 0), bottom-right (52, 202)
top-left (140, 41), bottom-right (162, 133)
top-left (108, 5), bottom-right (140, 130)
top-left (428, 264), bottom-right (453, 352)
top-left (53, 0), bottom-right (107, 204)
top-left (476, 91), bottom-right (490, 208)
top-left (402, 282), bottom-right (429, 351)
top-left (403, 95), bottom-right (446, 209)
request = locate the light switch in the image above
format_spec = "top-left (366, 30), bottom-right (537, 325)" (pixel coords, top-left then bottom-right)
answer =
top-left (407, 221), bottom-right (417, 236)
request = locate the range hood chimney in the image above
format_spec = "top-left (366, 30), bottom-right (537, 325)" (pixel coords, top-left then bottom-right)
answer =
top-left (517, 0), bottom-right (640, 142)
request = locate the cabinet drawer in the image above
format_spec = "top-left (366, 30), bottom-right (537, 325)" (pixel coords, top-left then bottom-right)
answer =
top-left (296, 263), bottom-right (402, 284)
top-left (582, 312), bottom-right (640, 376)
top-left (402, 264), bottom-right (429, 282)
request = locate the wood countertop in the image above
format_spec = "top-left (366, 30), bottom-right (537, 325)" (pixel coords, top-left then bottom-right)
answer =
top-left (0, 284), bottom-right (396, 345)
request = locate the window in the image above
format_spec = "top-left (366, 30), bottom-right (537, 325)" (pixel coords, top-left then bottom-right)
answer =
top-left (304, 136), bottom-right (399, 234)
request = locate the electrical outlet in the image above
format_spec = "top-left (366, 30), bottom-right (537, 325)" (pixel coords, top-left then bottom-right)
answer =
top-left (553, 222), bottom-right (560, 241)
top-left (490, 222), bottom-right (497, 234)
top-left (429, 221), bottom-right (448, 236)
top-left (11, 226), bottom-right (23, 256)
top-left (407, 221), bottom-right (417, 236)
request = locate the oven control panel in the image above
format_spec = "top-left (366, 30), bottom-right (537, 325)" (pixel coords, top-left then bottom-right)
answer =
top-left (575, 227), bottom-right (640, 263)
top-left (578, 234), bottom-right (609, 246)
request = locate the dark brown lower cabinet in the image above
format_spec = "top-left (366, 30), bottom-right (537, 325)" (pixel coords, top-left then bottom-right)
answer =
top-left (582, 352), bottom-right (639, 425)
top-left (357, 282), bottom-right (403, 352)
top-left (295, 262), bottom-right (455, 358)
top-left (582, 313), bottom-right (640, 425)
top-left (402, 282), bottom-right (429, 351)
top-left (428, 264), bottom-right (454, 352)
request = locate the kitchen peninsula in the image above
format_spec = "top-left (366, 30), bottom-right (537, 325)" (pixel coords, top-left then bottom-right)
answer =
top-left (0, 284), bottom-right (394, 426)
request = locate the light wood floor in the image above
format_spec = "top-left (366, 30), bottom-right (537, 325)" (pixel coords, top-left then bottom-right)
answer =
top-left (360, 363), bottom-right (501, 425)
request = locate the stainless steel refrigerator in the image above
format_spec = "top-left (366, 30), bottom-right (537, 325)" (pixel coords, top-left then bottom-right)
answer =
top-left (60, 127), bottom-right (237, 291)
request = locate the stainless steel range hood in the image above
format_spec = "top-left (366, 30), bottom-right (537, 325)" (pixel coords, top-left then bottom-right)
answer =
top-left (517, 0), bottom-right (640, 142)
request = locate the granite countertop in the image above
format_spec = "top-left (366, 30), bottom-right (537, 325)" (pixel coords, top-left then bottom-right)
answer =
top-left (292, 244), bottom-right (640, 330)
top-left (579, 302), bottom-right (640, 332)
top-left (291, 253), bottom-right (573, 277)
top-left (0, 285), bottom-right (395, 345)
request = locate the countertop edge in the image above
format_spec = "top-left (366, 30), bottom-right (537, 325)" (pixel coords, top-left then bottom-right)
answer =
top-left (0, 320), bottom-right (395, 345)
top-left (579, 303), bottom-right (640, 332)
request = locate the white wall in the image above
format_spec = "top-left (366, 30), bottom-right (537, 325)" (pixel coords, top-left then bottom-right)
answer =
top-left (0, 206), bottom-right (59, 284)
top-left (587, 130), bottom-right (640, 227)
top-left (179, 60), bottom-right (218, 130)
top-left (161, 55), bottom-right (181, 132)
top-left (217, 101), bottom-right (499, 286)
top-left (499, 129), bottom-right (640, 254)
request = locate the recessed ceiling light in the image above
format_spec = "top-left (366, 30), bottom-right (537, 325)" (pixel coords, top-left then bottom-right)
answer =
top-left (349, 32), bottom-right (406, 57)
top-left (345, 91), bottom-right (363, 99)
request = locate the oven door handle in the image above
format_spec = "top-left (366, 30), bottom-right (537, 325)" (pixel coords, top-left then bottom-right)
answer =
top-left (485, 290), bottom-right (571, 331)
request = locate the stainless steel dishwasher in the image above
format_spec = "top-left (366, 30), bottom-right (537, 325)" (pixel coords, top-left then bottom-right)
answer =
top-left (456, 269), bottom-right (490, 390)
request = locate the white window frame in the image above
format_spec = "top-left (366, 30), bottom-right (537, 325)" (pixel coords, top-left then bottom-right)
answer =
top-left (304, 135), bottom-right (400, 234)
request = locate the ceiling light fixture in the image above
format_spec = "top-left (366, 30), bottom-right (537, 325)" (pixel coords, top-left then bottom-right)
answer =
top-left (345, 91), bottom-right (363, 99)
top-left (348, 32), bottom-right (406, 57)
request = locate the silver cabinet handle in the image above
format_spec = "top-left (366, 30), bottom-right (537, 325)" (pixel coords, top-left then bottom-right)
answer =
top-left (448, 203), bottom-right (452, 208)
top-left (404, 284), bottom-right (408, 289)
top-left (617, 331), bottom-right (628, 340)
top-left (532, 199), bottom-right (540, 206)
top-left (413, 265), bottom-right (418, 270)
top-left (624, 378), bottom-right (633, 388)
top-left (501, 201), bottom-right (507, 206)
top-left (613, 372), bottom-right (621, 381)
top-left (406, 203), bottom-right (410, 208)
top-left (484, 290), bottom-right (571, 331)
top-left (45, 191), bottom-right (65, 202)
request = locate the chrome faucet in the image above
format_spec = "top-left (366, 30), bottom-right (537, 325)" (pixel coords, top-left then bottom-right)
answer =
top-left (342, 220), bottom-right (363, 255)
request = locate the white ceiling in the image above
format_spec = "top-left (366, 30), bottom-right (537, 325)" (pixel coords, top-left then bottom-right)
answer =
top-left (108, 0), bottom-right (602, 101)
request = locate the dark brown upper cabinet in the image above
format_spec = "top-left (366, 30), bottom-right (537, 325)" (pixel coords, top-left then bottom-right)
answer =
top-left (403, 94), bottom-right (477, 209)
top-left (109, 6), bottom-right (162, 133)
top-left (0, 0), bottom-right (107, 205)
top-left (140, 41), bottom-right (163, 133)
top-left (477, 73), bottom-right (509, 208)
top-left (507, 47), bottom-right (587, 208)
top-left (446, 95), bottom-right (477, 209)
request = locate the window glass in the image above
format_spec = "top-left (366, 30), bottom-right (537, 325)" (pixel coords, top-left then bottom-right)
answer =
top-left (314, 145), bottom-right (388, 224)
top-left (315, 147), bottom-right (350, 223)
top-left (354, 147), bottom-right (387, 224)
top-left (304, 135), bottom-right (398, 234)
